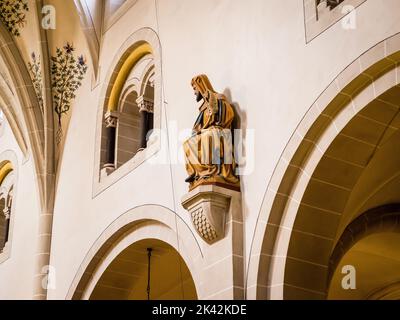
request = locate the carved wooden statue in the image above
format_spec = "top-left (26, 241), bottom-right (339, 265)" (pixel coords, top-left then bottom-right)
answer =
top-left (183, 75), bottom-right (240, 191)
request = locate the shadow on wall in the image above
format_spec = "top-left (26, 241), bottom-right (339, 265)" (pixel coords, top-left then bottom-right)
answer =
top-left (224, 88), bottom-right (250, 224)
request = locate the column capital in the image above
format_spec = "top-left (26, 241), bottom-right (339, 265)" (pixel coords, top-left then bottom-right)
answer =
top-left (104, 111), bottom-right (119, 128)
top-left (136, 96), bottom-right (154, 113)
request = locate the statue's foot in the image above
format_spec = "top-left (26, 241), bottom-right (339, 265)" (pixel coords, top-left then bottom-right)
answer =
top-left (185, 175), bottom-right (196, 183)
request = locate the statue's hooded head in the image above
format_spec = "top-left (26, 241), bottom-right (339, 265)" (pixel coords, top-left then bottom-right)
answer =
top-left (191, 74), bottom-right (216, 99)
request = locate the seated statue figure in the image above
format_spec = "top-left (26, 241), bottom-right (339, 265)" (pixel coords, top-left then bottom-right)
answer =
top-left (183, 74), bottom-right (240, 191)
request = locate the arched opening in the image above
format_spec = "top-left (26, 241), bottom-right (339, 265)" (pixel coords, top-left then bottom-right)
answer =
top-left (282, 87), bottom-right (400, 299)
top-left (94, 28), bottom-right (162, 194)
top-left (0, 163), bottom-right (14, 253)
top-left (67, 206), bottom-right (202, 300)
top-left (248, 34), bottom-right (400, 300)
top-left (89, 239), bottom-right (197, 300)
top-left (328, 205), bottom-right (400, 300)
top-left (100, 42), bottom-right (156, 173)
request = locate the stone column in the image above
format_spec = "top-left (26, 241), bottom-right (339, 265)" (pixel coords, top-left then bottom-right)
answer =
top-left (103, 111), bottom-right (119, 175)
top-left (136, 96), bottom-right (154, 150)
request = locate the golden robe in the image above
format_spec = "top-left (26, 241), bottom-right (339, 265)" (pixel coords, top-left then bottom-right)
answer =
top-left (183, 90), bottom-right (240, 190)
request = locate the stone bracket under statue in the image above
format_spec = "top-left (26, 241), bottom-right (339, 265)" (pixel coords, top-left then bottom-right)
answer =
top-left (182, 185), bottom-right (240, 244)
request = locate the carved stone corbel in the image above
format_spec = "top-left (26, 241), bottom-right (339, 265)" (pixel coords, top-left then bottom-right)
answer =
top-left (182, 185), bottom-right (234, 244)
top-left (136, 96), bottom-right (154, 113)
top-left (104, 111), bottom-right (119, 128)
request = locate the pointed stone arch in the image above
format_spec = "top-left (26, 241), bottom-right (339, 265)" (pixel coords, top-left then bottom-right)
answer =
top-left (0, 73), bottom-right (28, 157)
top-left (0, 23), bottom-right (57, 299)
top-left (247, 32), bottom-right (400, 299)
top-left (66, 205), bottom-right (203, 300)
top-left (0, 25), bottom-right (45, 160)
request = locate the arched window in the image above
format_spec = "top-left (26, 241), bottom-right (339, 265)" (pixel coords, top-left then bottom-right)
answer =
top-left (0, 161), bottom-right (13, 253)
top-left (98, 35), bottom-right (160, 179)
top-left (94, 29), bottom-right (162, 194)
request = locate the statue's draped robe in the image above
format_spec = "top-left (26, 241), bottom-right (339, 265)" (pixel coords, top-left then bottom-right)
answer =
top-left (183, 90), bottom-right (239, 190)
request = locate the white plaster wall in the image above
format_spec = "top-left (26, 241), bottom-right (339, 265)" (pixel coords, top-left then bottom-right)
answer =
top-left (47, 0), bottom-right (400, 299)
top-left (0, 118), bottom-right (40, 299)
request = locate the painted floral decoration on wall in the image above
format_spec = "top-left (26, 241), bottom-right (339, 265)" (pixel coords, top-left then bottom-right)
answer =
top-left (51, 43), bottom-right (87, 144)
top-left (0, 0), bottom-right (29, 36)
top-left (28, 52), bottom-right (44, 114)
